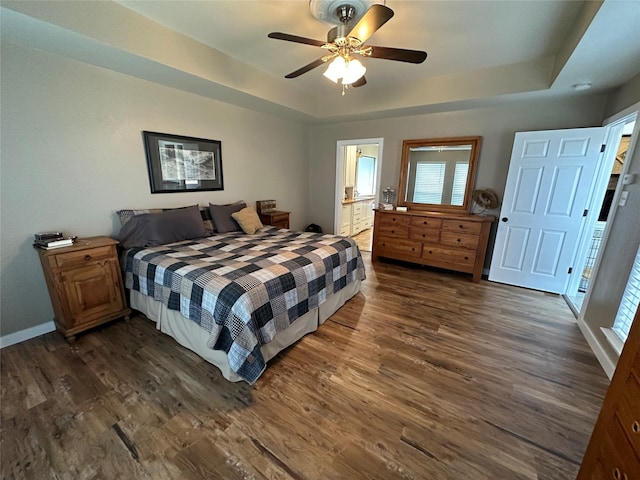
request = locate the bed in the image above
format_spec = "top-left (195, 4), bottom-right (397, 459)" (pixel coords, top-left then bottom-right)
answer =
top-left (118, 204), bottom-right (365, 384)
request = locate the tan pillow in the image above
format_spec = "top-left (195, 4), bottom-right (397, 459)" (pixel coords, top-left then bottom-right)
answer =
top-left (231, 207), bottom-right (264, 234)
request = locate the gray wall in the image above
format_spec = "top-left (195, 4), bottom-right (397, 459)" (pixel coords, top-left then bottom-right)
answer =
top-left (604, 72), bottom-right (640, 119)
top-left (0, 42), bottom-right (310, 337)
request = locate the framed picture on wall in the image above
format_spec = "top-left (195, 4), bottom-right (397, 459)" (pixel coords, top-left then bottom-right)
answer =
top-left (143, 131), bottom-right (223, 193)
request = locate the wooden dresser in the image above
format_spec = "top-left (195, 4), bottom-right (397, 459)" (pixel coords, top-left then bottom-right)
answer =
top-left (372, 209), bottom-right (494, 282)
top-left (259, 210), bottom-right (290, 229)
top-left (577, 307), bottom-right (640, 480)
top-left (36, 236), bottom-right (131, 340)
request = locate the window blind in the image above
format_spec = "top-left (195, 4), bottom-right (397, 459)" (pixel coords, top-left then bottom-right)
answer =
top-left (451, 162), bottom-right (469, 206)
top-left (414, 162), bottom-right (445, 203)
top-left (612, 242), bottom-right (640, 342)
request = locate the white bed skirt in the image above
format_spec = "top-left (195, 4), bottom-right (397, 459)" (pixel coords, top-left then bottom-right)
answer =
top-left (129, 278), bottom-right (361, 382)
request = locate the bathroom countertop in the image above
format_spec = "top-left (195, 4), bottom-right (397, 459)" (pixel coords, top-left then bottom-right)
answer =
top-left (342, 196), bottom-right (375, 205)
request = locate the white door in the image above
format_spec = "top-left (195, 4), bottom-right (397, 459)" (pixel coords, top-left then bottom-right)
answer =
top-left (489, 127), bottom-right (606, 293)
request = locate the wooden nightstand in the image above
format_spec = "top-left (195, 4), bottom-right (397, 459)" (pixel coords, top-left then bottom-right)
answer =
top-left (259, 210), bottom-right (290, 229)
top-left (35, 236), bottom-right (131, 340)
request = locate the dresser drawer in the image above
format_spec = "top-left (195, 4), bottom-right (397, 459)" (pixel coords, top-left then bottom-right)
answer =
top-left (422, 245), bottom-right (475, 266)
top-left (594, 418), bottom-right (640, 480)
top-left (409, 226), bottom-right (440, 243)
top-left (377, 224), bottom-right (409, 238)
top-left (379, 214), bottom-right (410, 228)
top-left (410, 217), bottom-right (442, 229)
top-left (442, 219), bottom-right (482, 234)
top-left (441, 232), bottom-right (480, 250)
top-left (616, 373), bottom-right (640, 456)
top-left (54, 245), bottom-right (114, 269)
top-left (376, 238), bottom-right (421, 258)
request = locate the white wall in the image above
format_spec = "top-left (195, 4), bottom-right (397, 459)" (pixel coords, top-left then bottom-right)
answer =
top-left (0, 42), bottom-right (310, 337)
top-left (308, 95), bottom-right (608, 250)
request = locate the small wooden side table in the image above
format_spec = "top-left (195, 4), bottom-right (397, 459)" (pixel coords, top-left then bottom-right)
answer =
top-left (259, 210), bottom-right (290, 229)
top-left (35, 236), bottom-right (131, 340)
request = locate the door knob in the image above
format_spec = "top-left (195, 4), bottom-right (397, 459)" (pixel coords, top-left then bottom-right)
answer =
top-left (501, 217), bottom-right (509, 222)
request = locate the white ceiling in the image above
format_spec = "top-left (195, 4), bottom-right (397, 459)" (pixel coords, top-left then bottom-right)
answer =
top-left (2, 0), bottom-right (640, 122)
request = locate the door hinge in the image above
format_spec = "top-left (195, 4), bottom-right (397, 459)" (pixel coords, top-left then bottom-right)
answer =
top-left (568, 267), bottom-right (573, 274)
top-left (601, 144), bottom-right (606, 153)
top-left (583, 209), bottom-right (588, 217)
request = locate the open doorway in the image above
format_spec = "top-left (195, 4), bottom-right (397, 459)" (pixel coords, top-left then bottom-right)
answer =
top-left (566, 117), bottom-right (638, 313)
top-left (334, 138), bottom-right (383, 252)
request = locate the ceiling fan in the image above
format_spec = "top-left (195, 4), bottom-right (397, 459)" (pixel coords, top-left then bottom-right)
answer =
top-left (267, 1), bottom-right (427, 93)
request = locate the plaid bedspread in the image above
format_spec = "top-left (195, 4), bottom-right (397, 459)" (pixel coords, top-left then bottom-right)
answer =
top-left (123, 227), bottom-right (365, 383)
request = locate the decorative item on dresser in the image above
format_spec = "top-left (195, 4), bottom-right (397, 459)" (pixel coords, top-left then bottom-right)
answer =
top-left (35, 236), bottom-right (131, 340)
top-left (372, 210), bottom-right (494, 282)
top-left (577, 307), bottom-right (640, 480)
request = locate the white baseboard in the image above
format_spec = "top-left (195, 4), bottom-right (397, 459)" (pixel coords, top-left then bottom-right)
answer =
top-left (576, 317), bottom-right (617, 379)
top-left (0, 321), bottom-right (56, 349)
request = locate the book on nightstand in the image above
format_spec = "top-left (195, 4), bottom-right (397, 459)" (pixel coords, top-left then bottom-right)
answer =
top-left (33, 232), bottom-right (76, 249)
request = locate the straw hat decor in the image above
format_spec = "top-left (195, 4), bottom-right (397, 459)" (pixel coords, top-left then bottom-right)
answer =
top-left (472, 189), bottom-right (499, 210)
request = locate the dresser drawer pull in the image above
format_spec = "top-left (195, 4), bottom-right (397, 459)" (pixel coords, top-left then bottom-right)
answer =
top-left (391, 230), bottom-right (395, 234)
top-left (84, 255), bottom-right (92, 261)
top-left (464, 256), bottom-right (469, 260)
top-left (458, 224), bottom-right (464, 229)
top-left (428, 250), bottom-right (433, 254)
top-left (457, 238), bottom-right (461, 243)
top-left (613, 467), bottom-right (628, 480)
top-left (632, 420), bottom-right (640, 433)
top-left (422, 234), bottom-right (426, 238)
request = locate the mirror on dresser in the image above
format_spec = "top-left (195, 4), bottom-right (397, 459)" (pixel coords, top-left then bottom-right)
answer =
top-left (398, 136), bottom-right (481, 213)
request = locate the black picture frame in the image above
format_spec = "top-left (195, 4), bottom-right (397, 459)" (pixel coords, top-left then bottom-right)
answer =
top-left (143, 131), bottom-right (223, 193)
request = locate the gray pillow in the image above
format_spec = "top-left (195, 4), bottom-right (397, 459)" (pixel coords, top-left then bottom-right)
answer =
top-left (119, 205), bottom-right (209, 249)
top-left (208, 202), bottom-right (247, 233)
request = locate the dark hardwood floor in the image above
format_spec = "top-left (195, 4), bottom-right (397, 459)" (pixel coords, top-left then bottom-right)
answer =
top-left (1, 253), bottom-right (610, 479)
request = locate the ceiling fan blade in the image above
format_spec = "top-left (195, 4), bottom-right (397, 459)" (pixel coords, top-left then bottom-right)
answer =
top-left (268, 32), bottom-right (326, 47)
top-left (284, 58), bottom-right (326, 78)
top-left (367, 46), bottom-right (427, 64)
top-left (346, 4), bottom-right (394, 44)
top-left (352, 76), bottom-right (367, 88)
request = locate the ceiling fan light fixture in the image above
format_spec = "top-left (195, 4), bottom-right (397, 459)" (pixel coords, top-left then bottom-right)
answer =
top-left (323, 55), bottom-right (366, 85)
top-left (323, 55), bottom-right (346, 83)
top-left (342, 58), bottom-right (366, 84)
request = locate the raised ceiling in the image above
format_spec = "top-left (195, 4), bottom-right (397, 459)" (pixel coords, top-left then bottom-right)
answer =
top-left (2, 0), bottom-right (640, 122)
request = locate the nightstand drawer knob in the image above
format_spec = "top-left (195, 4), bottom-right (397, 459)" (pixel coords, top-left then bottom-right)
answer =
top-left (84, 255), bottom-right (92, 261)
top-left (632, 420), bottom-right (640, 433)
